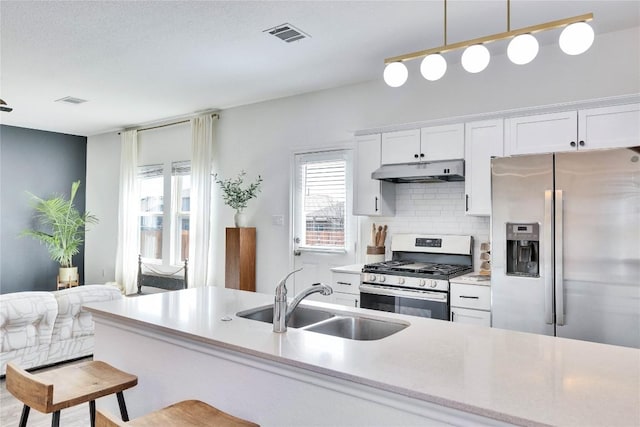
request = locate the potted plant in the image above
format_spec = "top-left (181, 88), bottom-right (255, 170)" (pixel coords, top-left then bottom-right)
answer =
top-left (214, 171), bottom-right (263, 227)
top-left (22, 180), bottom-right (98, 284)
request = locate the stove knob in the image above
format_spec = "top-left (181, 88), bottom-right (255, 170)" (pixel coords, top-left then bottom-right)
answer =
top-left (378, 275), bottom-right (386, 282)
top-left (368, 274), bottom-right (377, 282)
top-left (430, 281), bottom-right (438, 288)
top-left (419, 279), bottom-right (426, 287)
top-left (398, 277), bottom-right (405, 285)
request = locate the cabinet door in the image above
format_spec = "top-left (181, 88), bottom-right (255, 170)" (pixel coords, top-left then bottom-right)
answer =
top-left (450, 307), bottom-right (491, 326)
top-left (421, 123), bottom-right (464, 161)
top-left (578, 103), bottom-right (640, 150)
top-left (333, 292), bottom-right (360, 308)
top-left (381, 129), bottom-right (421, 164)
top-left (354, 134), bottom-right (395, 216)
top-left (464, 119), bottom-right (504, 216)
top-left (506, 111), bottom-right (577, 155)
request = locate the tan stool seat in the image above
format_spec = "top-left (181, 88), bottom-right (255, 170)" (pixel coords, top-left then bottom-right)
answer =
top-left (6, 360), bottom-right (138, 427)
top-left (96, 399), bottom-right (259, 427)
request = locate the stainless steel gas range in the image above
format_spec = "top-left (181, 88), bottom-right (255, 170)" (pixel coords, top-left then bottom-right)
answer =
top-left (360, 234), bottom-right (473, 321)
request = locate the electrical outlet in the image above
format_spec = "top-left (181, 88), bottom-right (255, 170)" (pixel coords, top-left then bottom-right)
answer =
top-left (272, 215), bottom-right (284, 226)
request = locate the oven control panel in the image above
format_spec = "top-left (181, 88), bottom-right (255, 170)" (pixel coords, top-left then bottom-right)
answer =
top-left (415, 238), bottom-right (442, 248)
top-left (362, 274), bottom-right (449, 292)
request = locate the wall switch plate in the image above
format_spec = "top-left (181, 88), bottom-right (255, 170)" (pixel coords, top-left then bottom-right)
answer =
top-left (272, 215), bottom-right (284, 226)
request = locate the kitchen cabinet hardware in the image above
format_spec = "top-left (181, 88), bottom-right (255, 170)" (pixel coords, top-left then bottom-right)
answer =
top-left (414, 154), bottom-right (419, 158)
top-left (570, 141), bottom-right (576, 147)
top-left (374, 196), bottom-right (379, 212)
top-left (420, 153), bottom-right (425, 158)
top-left (465, 194), bottom-right (469, 212)
top-left (460, 295), bottom-right (479, 299)
top-left (337, 281), bottom-right (352, 286)
top-left (579, 140), bottom-right (585, 146)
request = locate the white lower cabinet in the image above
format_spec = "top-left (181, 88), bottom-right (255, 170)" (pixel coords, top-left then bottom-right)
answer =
top-left (330, 271), bottom-right (361, 308)
top-left (450, 307), bottom-right (491, 326)
top-left (450, 283), bottom-right (491, 327)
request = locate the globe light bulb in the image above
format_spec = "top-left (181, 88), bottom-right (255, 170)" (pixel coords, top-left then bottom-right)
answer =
top-left (383, 62), bottom-right (408, 87)
top-left (461, 44), bottom-right (490, 73)
top-left (507, 34), bottom-right (539, 65)
top-left (559, 22), bottom-right (594, 55)
top-left (420, 54), bottom-right (447, 81)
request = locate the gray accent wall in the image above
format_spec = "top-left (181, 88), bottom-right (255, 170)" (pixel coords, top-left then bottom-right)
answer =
top-left (0, 125), bottom-right (87, 294)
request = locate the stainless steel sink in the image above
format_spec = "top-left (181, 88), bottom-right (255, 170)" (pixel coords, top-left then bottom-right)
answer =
top-left (303, 316), bottom-right (409, 341)
top-left (236, 305), bottom-right (335, 328)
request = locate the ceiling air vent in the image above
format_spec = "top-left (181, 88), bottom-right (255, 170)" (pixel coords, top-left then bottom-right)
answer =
top-left (55, 96), bottom-right (88, 105)
top-left (264, 23), bottom-right (310, 43)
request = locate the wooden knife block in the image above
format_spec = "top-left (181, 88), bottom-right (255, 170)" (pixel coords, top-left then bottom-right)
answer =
top-left (225, 227), bottom-right (256, 292)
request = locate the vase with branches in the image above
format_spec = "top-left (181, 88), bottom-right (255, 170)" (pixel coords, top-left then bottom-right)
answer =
top-left (22, 180), bottom-right (98, 283)
top-left (214, 171), bottom-right (263, 227)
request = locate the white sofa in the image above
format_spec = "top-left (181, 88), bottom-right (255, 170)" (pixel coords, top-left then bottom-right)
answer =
top-left (0, 284), bottom-right (122, 375)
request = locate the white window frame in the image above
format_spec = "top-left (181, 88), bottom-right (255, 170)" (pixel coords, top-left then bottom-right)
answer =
top-left (293, 149), bottom-right (353, 254)
top-left (138, 160), bottom-right (191, 268)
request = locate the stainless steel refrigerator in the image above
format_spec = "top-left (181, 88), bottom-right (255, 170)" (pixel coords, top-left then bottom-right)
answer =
top-left (491, 147), bottom-right (640, 348)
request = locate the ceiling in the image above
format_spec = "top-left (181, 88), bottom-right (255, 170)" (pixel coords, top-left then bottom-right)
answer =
top-left (1, 1), bottom-right (639, 136)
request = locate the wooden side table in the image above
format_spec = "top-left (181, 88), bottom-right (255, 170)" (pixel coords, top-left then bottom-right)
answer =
top-left (57, 276), bottom-right (79, 290)
top-left (225, 227), bottom-right (256, 292)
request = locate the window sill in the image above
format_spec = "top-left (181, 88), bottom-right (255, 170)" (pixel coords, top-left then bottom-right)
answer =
top-left (298, 247), bottom-right (347, 255)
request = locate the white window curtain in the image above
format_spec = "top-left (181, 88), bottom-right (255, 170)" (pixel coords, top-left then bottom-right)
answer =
top-left (115, 130), bottom-right (140, 295)
top-left (188, 115), bottom-right (215, 287)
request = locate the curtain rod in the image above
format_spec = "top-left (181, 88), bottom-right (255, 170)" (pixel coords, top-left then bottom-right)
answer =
top-left (118, 112), bottom-right (219, 135)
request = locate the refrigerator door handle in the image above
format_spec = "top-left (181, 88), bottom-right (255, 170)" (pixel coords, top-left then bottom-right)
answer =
top-left (544, 190), bottom-right (554, 325)
top-left (555, 189), bottom-right (565, 326)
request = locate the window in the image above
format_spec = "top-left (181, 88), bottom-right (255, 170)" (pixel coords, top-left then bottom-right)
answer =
top-left (138, 161), bottom-right (191, 265)
top-left (294, 151), bottom-right (352, 251)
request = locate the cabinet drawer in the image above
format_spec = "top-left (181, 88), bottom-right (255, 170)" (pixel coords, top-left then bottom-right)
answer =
top-left (331, 272), bottom-right (361, 294)
top-left (450, 307), bottom-right (491, 326)
top-left (450, 283), bottom-right (490, 310)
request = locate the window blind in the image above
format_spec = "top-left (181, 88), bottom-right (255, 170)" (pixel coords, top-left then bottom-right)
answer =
top-left (298, 159), bottom-right (346, 248)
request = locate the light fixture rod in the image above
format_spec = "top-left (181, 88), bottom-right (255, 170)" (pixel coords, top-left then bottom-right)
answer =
top-left (384, 12), bottom-right (593, 64)
top-left (507, 0), bottom-right (511, 32)
top-left (444, 0), bottom-right (447, 45)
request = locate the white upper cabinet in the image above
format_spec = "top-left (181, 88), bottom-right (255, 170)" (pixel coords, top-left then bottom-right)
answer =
top-left (505, 111), bottom-right (577, 155)
top-left (354, 134), bottom-right (395, 216)
top-left (464, 119), bottom-right (504, 216)
top-left (420, 123), bottom-right (465, 161)
top-left (380, 129), bottom-right (420, 164)
top-left (506, 103), bottom-right (639, 155)
top-left (578, 104), bottom-right (640, 150)
top-left (381, 124), bottom-right (464, 164)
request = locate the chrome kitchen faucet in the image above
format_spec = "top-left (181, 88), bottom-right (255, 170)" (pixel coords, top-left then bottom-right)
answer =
top-left (273, 268), bottom-right (333, 333)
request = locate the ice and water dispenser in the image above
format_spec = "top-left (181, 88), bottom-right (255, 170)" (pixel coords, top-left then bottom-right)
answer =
top-left (506, 223), bottom-right (539, 277)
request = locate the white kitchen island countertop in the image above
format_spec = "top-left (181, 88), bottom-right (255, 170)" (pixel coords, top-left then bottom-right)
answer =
top-left (85, 287), bottom-right (639, 427)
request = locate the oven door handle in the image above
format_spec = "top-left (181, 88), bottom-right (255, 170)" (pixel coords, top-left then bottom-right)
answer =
top-left (359, 284), bottom-right (447, 301)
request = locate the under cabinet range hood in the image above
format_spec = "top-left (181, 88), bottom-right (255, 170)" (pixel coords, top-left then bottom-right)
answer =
top-left (371, 160), bottom-right (465, 183)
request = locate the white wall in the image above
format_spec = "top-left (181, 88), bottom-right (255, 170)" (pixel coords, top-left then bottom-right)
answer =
top-left (86, 26), bottom-right (640, 293)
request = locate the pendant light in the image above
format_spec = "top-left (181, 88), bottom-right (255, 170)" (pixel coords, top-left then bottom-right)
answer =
top-left (383, 62), bottom-right (408, 87)
top-left (383, 0), bottom-right (594, 87)
top-left (559, 22), bottom-right (595, 55)
top-left (420, 1), bottom-right (448, 82)
top-left (506, 2), bottom-right (539, 65)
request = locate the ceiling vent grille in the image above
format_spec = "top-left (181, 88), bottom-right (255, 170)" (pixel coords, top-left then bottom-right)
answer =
top-left (55, 96), bottom-right (88, 105)
top-left (264, 23), bottom-right (310, 43)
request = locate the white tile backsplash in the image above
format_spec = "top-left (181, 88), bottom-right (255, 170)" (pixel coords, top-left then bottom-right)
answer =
top-left (361, 181), bottom-right (489, 270)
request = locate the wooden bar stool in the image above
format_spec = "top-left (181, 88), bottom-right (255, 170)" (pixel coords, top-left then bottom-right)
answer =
top-left (6, 361), bottom-right (138, 427)
top-left (96, 399), bottom-right (258, 427)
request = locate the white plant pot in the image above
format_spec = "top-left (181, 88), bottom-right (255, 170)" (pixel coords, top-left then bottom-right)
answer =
top-left (234, 211), bottom-right (248, 227)
top-left (59, 267), bottom-right (78, 283)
